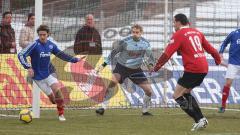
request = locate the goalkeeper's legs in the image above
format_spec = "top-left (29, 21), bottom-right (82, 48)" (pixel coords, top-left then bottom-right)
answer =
top-left (137, 81), bottom-right (152, 115)
top-left (96, 73), bottom-right (121, 115)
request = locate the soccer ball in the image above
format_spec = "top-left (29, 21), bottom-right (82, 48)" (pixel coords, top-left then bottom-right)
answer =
top-left (19, 109), bottom-right (33, 123)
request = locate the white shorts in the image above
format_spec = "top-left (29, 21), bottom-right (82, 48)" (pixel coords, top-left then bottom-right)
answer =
top-left (33, 74), bottom-right (58, 95)
top-left (225, 64), bottom-right (240, 79)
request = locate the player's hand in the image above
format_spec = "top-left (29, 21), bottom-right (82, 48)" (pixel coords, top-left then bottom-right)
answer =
top-left (77, 55), bottom-right (87, 62)
top-left (220, 54), bottom-right (224, 60)
top-left (219, 54), bottom-right (228, 67)
top-left (220, 61), bottom-right (228, 67)
top-left (27, 68), bottom-right (34, 78)
top-left (73, 55), bottom-right (86, 63)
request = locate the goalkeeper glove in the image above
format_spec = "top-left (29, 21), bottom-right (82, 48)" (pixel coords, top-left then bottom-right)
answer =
top-left (96, 62), bottom-right (107, 73)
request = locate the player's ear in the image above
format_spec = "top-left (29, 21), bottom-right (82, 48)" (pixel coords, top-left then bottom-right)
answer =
top-left (47, 33), bottom-right (50, 37)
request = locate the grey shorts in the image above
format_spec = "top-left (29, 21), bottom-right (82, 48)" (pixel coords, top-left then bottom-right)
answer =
top-left (113, 63), bottom-right (148, 84)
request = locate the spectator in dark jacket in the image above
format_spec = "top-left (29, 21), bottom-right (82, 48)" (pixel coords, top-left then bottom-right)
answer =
top-left (73, 14), bottom-right (102, 69)
top-left (0, 11), bottom-right (16, 54)
top-left (74, 14), bottom-right (102, 55)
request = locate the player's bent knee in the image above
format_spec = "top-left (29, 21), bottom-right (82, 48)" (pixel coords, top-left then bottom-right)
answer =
top-left (172, 94), bottom-right (178, 100)
top-left (144, 90), bottom-right (152, 97)
top-left (108, 80), bottom-right (118, 88)
top-left (55, 89), bottom-right (64, 100)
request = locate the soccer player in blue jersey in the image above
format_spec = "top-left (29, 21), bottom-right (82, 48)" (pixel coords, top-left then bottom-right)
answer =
top-left (218, 29), bottom-right (240, 113)
top-left (18, 24), bottom-right (84, 121)
top-left (95, 24), bottom-right (155, 116)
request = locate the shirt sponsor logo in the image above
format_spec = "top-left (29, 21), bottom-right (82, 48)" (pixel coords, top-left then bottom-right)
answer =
top-left (40, 52), bottom-right (51, 58)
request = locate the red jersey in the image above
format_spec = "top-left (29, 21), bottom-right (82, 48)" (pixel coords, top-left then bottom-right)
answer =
top-left (154, 27), bottom-right (221, 73)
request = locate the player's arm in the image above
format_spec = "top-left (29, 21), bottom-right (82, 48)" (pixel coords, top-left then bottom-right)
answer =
top-left (219, 31), bottom-right (233, 54)
top-left (218, 31), bottom-right (233, 67)
top-left (18, 43), bottom-right (36, 77)
top-left (52, 44), bottom-right (83, 63)
top-left (96, 40), bottom-right (125, 73)
top-left (18, 43), bottom-right (36, 69)
top-left (201, 34), bottom-right (221, 65)
top-left (154, 35), bottom-right (181, 72)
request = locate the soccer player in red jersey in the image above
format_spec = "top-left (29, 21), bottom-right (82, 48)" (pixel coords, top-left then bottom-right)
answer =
top-left (153, 13), bottom-right (222, 131)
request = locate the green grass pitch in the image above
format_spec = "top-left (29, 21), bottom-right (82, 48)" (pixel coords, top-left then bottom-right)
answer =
top-left (0, 108), bottom-right (240, 135)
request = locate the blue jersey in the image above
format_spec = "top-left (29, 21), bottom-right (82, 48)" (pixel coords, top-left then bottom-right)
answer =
top-left (219, 29), bottom-right (240, 65)
top-left (105, 36), bottom-right (155, 69)
top-left (18, 38), bottom-right (78, 80)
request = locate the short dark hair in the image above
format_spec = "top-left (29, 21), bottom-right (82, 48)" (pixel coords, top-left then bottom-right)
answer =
top-left (2, 11), bottom-right (12, 18)
top-left (27, 13), bottom-right (35, 21)
top-left (131, 24), bottom-right (143, 32)
top-left (37, 24), bottom-right (50, 34)
top-left (174, 13), bottom-right (189, 25)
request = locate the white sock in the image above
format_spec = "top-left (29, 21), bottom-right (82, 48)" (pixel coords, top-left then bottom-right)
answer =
top-left (101, 87), bottom-right (115, 109)
top-left (142, 95), bottom-right (151, 113)
top-left (101, 100), bottom-right (109, 110)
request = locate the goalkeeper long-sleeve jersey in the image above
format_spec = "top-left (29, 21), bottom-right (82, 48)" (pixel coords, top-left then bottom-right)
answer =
top-left (105, 36), bottom-right (155, 69)
top-left (18, 38), bottom-right (78, 80)
top-left (219, 29), bottom-right (240, 65)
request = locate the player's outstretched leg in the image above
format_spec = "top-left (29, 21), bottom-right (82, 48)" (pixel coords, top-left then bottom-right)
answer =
top-left (96, 74), bottom-right (120, 116)
top-left (96, 87), bottom-right (116, 115)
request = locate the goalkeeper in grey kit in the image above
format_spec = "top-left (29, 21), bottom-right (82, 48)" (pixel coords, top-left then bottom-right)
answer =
top-left (95, 24), bottom-right (155, 115)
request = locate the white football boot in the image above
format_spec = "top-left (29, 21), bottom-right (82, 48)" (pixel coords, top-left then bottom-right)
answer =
top-left (58, 114), bottom-right (66, 121)
top-left (191, 117), bottom-right (208, 131)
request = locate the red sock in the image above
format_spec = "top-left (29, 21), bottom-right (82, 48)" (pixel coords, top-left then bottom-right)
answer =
top-left (56, 99), bottom-right (64, 116)
top-left (221, 86), bottom-right (230, 108)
